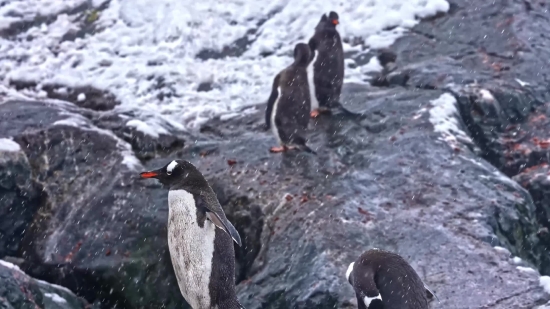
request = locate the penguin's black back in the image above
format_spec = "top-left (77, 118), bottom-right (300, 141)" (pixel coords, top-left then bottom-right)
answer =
top-left (350, 249), bottom-right (428, 309)
top-left (208, 227), bottom-right (244, 309)
top-left (271, 44), bottom-right (311, 145)
top-left (309, 13), bottom-right (344, 108)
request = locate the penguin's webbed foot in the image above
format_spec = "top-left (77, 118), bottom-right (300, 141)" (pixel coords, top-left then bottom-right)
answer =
top-left (310, 109), bottom-right (321, 118)
top-left (269, 146), bottom-right (287, 153)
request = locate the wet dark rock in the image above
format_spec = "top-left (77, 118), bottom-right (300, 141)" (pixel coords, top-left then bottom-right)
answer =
top-left (197, 82), bottom-right (214, 92)
top-left (514, 164), bottom-right (550, 230)
top-left (7, 82), bottom-right (119, 111)
top-left (0, 101), bottom-right (184, 308)
top-left (0, 260), bottom-right (92, 309)
top-left (91, 113), bottom-right (187, 161)
top-left (200, 85), bottom-right (546, 309)
top-left (0, 149), bottom-right (44, 258)
top-left (42, 85), bottom-right (119, 111)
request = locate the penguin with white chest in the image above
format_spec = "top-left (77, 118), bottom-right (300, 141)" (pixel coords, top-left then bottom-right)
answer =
top-left (307, 11), bottom-right (345, 118)
top-left (346, 249), bottom-right (437, 309)
top-left (140, 160), bottom-right (244, 309)
top-left (265, 43), bottom-right (316, 154)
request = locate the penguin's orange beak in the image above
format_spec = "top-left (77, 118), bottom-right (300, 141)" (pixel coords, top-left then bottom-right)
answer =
top-left (332, 19), bottom-right (339, 25)
top-left (140, 171), bottom-right (159, 178)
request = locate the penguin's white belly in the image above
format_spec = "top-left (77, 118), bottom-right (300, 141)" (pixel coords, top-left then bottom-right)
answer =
top-left (306, 52), bottom-right (319, 110)
top-left (168, 190), bottom-right (216, 309)
top-left (270, 87), bottom-right (282, 144)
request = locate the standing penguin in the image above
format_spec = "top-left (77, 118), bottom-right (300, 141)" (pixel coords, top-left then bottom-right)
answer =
top-left (346, 248), bottom-right (437, 309)
top-left (265, 43), bottom-right (316, 154)
top-left (140, 160), bottom-right (244, 309)
top-left (307, 11), bottom-right (345, 118)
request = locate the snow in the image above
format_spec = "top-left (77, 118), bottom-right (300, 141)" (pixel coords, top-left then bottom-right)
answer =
top-left (77, 93), bottom-right (86, 102)
top-left (428, 92), bottom-right (473, 148)
top-left (0, 138), bottom-right (21, 152)
top-left (493, 246), bottom-right (511, 255)
top-left (541, 276), bottom-right (550, 294)
top-left (44, 293), bottom-right (68, 304)
top-left (479, 89), bottom-right (495, 102)
top-left (0, 259), bottom-right (23, 272)
top-left (126, 119), bottom-right (168, 138)
top-left (512, 256), bottom-right (522, 264)
top-left (0, 0), bottom-right (450, 131)
top-left (516, 266), bottom-right (537, 274)
top-left (515, 78), bottom-right (530, 87)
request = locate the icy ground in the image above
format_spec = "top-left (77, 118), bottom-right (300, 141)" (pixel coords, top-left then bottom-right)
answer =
top-left (0, 0), bottom-right (449, 133)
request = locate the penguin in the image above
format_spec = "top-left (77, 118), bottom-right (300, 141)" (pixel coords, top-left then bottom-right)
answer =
top-left (345, 248), bottom-right (436, 309)
top-left (370, 49), bottom-right (399, 87)
top-left (307, 11), bottom-right (345, 118)
top-left (264, 43), bottom-right (316, 154)
top-left (140, 160), bottom-right (244, 309)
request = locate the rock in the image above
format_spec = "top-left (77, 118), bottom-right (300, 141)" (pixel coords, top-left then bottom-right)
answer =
top-left (0, 259), bottom-right (92, 309)
top-left (199, 85), bottom-right (545, 308)
top-left (90, 113), bottom-right (187, 161)
top-left (0, 100), bottom-right (186, 309)
top-left (0, 145), bottom-right (44, 258)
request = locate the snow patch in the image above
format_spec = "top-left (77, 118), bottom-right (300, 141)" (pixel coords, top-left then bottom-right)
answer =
top-left (516, 266), bottom-right (537, 274)
top-left (0, 259), bottom-right (23, 272)
top-left (44, 293), bottom-right (68, 304)
top-left (541, 276), bottom-right (550, 294)
top-left (77, 93), bottom-right (86, 102)
top-left (515, 78), bottom-right (530, 87)
top-left (479, 89), bottom-right (495, 102)
top-left (0, 138), bottom-right (21, 152)
top-left (512, 256), bottom-right (522, 264)
top-left (493, 246), bottom-right (511, 255)
top-left (1, 0), bottom-right (450, 130)
top-left (428, 92), bottom-right (473, 148)
top-left (126, 119), bottom-right (168, 138)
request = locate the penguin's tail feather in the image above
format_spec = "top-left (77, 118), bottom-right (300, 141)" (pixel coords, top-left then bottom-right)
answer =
top-left (292, 136), bottom-right (317, 155)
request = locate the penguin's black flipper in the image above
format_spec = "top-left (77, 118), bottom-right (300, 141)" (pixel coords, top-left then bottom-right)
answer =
top-left (194, 193), bottom-right (243, 247)
top-left (206, 212), bottom-right (243, 247)
top-left (424, 283), bottom-right (440, 303)
top-left (265, 74), bottom-right (281, 129)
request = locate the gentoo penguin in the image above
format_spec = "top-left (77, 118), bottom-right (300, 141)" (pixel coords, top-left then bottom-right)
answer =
top-left (140, 160), bottom-right (244, 309)
top-left (307, 11), bottom-right (345, 118)
top-left (345, 248), bottom-right (436, 309)
top-left (264, 43), bottom-right (316, 154)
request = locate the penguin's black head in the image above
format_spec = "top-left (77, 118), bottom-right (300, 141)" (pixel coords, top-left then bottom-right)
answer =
top-left (328, 11), bottom-right (339, 26)
top-left (293, 43), bottom-right (311, 67)
top-left (140, 159), bottom-right (207, 189)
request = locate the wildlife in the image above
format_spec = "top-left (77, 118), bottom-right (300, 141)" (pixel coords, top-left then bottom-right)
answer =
top-left (140, 160), bottom-right (244, 309)
top-left (307, 11), bottom-right (345, 118)
top-left (264, 43), bottom-right (316, 154)
top-left (346, 248), bottom-right (437, 309)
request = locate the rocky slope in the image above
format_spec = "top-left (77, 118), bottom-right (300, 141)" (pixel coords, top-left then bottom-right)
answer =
top-left (2, 0), bottom-right (550, 308)
top-left (0, 259), bottom-right (93, 309)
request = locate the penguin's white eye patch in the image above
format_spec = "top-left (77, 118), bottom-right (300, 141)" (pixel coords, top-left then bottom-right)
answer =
top-left (346, 262), bottom-right (355, 281)
top-left (166, 160), bottom-right (178, 175)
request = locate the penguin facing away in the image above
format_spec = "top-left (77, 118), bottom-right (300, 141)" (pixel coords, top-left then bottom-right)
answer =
top-left (308, 11), bottom-right (345, 118)
top-left (140, 160), bottom-right (244, 309)
top-left (264, 43), bottom-right (316, 154)
top-left (346, 248), bottom-right (436, 309)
